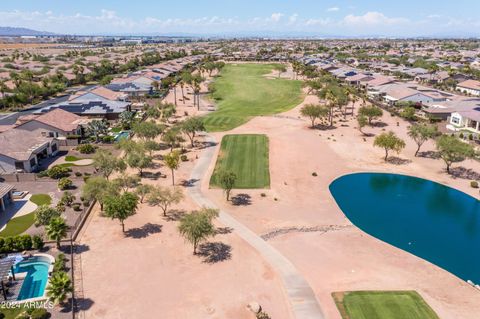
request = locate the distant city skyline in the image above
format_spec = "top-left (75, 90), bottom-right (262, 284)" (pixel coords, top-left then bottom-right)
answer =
top-left (1, 0), bottom-right (479, 37)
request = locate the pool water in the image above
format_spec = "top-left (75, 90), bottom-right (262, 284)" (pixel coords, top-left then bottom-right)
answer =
top-left (114, 131), bottom-right (130, 142)
top-left (329, 173), bottom-right (480, 285)
top-left (14, 256), bottom-right (50, 300)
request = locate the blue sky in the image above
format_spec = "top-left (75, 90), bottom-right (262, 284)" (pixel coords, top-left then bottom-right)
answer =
top-left (1, 0), bottom-right (479, 36)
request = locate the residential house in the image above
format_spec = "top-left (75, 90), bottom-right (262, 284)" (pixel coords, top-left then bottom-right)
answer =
top-left (0, 128), bottom-right (59, 174)
top-left (34, 100), bottom-right (130, 120)
top-left (14, 108), bottom-right (86, 138)
top-left (457, 80), bottom-right (480, 96)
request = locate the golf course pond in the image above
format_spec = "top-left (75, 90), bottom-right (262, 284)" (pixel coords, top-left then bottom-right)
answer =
top-left (329, 172), bottom-right (480, 285)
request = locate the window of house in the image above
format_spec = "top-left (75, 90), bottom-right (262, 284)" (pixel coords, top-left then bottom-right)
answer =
top-left (451, 116), bottom-right (460, 125)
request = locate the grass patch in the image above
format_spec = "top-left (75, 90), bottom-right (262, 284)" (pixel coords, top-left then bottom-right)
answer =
top-left (210, 134), bottom-right (270, 188)
top-left (65, 155), bottom-right (81, 162)
top-left (29, 193), bottom-right (51, 206)
top-left (333, 291), bottom-right (440, 319)
top-left (205, 63), bottom-right (303, 132)
top-left (0, 212), bottom-right (36, 237)
top-left (110, 126), bottom-right (122, 133)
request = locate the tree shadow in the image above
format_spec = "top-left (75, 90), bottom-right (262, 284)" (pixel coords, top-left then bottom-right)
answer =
top-left (372, 121), bottom-right (388, 128)
top-left (449, 167), bottom-right (480, 180)
top-left (142, 171), bottom-right (164, 180)
top-left (125, 223), bottom-right (162, 239)
top-left (180, 178), bottom-right (199, 187)
top-left (164, 209), bottom-right (186, 222)
top-left (74, 243), bottom-right (90, 254)
top-left (387, 157), bottom-right (412, 165)
top-left (216, 227), bottom-right (233, 235)
top-left (196, 141), bottom-right (218, 149)
top-left (315, 124), bottom-right (337, 131)
top-left (231, 193), bottom-right (252, 206)
top-left (417, 151), bottom-right (440, 159)
top-left (197, 242), bottom-right (232, 263)
top-left (70, 297), bottom-right (95, 313)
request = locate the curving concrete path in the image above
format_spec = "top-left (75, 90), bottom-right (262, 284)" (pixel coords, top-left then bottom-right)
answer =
top-left (187, 133), bottom-right (325, 319)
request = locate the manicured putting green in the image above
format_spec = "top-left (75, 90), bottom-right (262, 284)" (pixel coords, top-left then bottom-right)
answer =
top-left (205, 63), bottom-right (303, 132)
top-left (29, 193), bottom-right (52, 206)
top-left (333, 291), bottom-right (439, 319)
top-left (210, 134), bottom-right (270, 189)
top-left (0, 212), bottom-right (36, 237)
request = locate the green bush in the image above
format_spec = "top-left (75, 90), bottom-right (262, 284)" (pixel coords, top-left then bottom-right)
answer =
top-left (0, 235), bottom-right (36, 253)
top-left (58, 178), bottom-right (73, 190)
top-left (37, 170), bottom-right (49, 178)
top-left (180, 154), bottom-right (188, 162)
top-left (60, 191), bottom-right (75, 206)
top-left (102, 135), bottom-right (115, 143)
top-left (32, 235), bottom-right (45, 250)
top-left (72, 203), bottom-right (82, 211)
top-left (471, 181), bottom-right (478, 188)
top-left (76, 144), bottom-right (96, 154)
top-left (47, 166), bottom-right (70, 179)
top-left (29, 308), bottom-right (51, 319)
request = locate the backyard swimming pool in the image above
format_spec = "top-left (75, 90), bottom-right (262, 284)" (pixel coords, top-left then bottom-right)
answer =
top-left (13, 255), bottom-right (52, 300)
top-left (329, 172), bottom-right (480, 285)
top-left (114, 131), bottom-right (130, 142)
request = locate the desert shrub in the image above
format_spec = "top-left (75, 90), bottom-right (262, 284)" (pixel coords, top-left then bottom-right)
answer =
top-left (47, 166), bottom-right (70, 179)
top-left (72, 203), bottom-right (82, 211)
top-left (60, 191), bottom-right (75, 207)
top-left (180, 154), bottom-right (188, 162)
top-left (75, 171), bottom-right (82, 177)
top-left (312, 172), bottom-right (318, 176)
top-left (260, 193), bottom-right (266, 197)
top-left (471, 181), bottom-right (479, 188)
top-left (77, 144), bottom-right (96, 154)
top-left (58, 178), bottom-right (73, 190)
top-left (83, 176), bottom-right (90, 183)
top-left (56, 203), bottom-right (66, 212)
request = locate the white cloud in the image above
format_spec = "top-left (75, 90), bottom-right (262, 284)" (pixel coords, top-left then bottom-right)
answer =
top-left (0, 9), bottom-right (478, 36)
top-left (327, 7), bottom-right (340, 12)
top-left (343, 11), bottom-right (408, 26)
top-left (288, 13), bottom-right (298, 25)
top-left (270, 13), bottom-right (284, 23)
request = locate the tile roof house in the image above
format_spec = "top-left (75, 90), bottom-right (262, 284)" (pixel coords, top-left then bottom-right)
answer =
top-left (34, 100), bottom-right (130, 120)
top-left (0, 128), bottom-right (59, 174)
top-left (457, 80), bottom-right (480, 96)
top-left (14, 108), bottom-right (85, 138)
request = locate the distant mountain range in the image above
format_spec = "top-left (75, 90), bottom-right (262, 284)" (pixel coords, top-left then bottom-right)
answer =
top-left (0, 26), bottom-right (56, 36)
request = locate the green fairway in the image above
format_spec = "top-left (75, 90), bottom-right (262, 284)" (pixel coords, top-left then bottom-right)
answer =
top-left (210, 134), bottom-right (270, 189)
top-left (333, 291), bottom-right (439, 319)
top-left (205, 63), bottom-right (303, 131)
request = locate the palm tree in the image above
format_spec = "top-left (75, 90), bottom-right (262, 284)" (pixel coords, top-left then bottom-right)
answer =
top-left (46, 271), bottom-right (73, 305)
top-left (87, 120), bottom-right (108, 142)
top-left (46, 217), bottom-right (69, 249)
top-left (324, 90), bottom-right (338, 127)
top-left (119, 111), bottom-right (135, 130)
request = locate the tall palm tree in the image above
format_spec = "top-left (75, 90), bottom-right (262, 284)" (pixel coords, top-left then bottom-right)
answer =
top-left (324, 90), bottom-right (338, 127)
top-left (46, 271), bottom-right (73, 305)
top-left (46, 217), bottom-right (68, 249)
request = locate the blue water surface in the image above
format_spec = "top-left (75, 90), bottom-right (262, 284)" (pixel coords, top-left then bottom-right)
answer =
top-left (329, 172), bottom-right (480, 284)
top-left (14, 257), bottom-right (50, 300)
